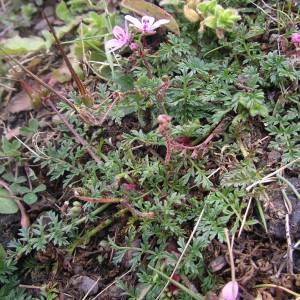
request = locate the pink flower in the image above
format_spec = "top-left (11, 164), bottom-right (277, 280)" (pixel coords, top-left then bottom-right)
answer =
top-left (125, 15), bottom-right (169, 34)
top-left (219, 280), bottom-right (239, 300)
top-left (105, 22), bottom-right (131, 53)
top-left (291, 32), bottom-right (300, 43)
top-left (129, 42), bottom-right (138, 50)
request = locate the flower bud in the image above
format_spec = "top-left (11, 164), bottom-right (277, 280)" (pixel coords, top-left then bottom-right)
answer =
top-left (184, 5), bottom-right (200, 22)
top-left (72, 201), bottom-right (82, 207)
top-left (157, 114), bottom-right (171, 124)
top-left (70, 206), bottom-right (81, 217)
top-left (291, 32), bottom-right (300, 43)
top-left (129, 42), bottom-right (138, 50)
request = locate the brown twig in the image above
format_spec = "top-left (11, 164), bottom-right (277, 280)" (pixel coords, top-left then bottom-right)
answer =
top-left (46, 98), bottom-right (101, 164)
top-left (285, 214), bottom-right (294, 274)
top-left (139, 47), bottom-right (153, 79)
top-left (174, 119), bottom-right (226, 151)
top-left (75, 193), bottom-right (155, 219)
top-left (121, 201), bottom-right (155, 219)
top-left (99, 93), bottom-right (121, 125)
top-left (42, 12), bottom-right (93, 105)
top-left (0, 0), bottom-right (6, 11)
top-left (158, 114), bottom-right (226, 163)
top-left (99, 89), bottom-right (147, 125)
top-left (155, 76), bottom-right (170, 114)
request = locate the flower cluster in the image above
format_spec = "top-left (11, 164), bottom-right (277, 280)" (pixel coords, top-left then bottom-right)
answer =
top-left (105, 15), bottom-right (169, 53)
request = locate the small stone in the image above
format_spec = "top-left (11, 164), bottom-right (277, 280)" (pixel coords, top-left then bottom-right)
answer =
top-left (97, 255), bottom-right (104, 264)
top-left (70, 275), bottom-right (99, 296)
top-left (98, 240), bottom-right (109, 248)
top-left (209, 256), bottom-right (227, 272)
top-left (52, 115), bottom-right (62, 124)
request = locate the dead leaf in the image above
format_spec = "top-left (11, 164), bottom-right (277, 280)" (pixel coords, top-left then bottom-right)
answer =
top-left (51, 63), bottom-right (72, 84)
top-left (7, 90), bottom-right (33, 113)
top-left (5, 127), bottom-right (20, 140)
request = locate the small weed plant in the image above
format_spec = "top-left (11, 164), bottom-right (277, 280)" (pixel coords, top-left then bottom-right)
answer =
top-left (0, 0), bottom-right (299, 298)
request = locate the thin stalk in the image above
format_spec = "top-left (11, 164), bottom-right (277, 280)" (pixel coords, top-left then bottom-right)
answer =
top-left (68, 208), bottom-right (128, 252)
top-left (255, 283), bottom-right (300, 298)
top-left (149, 266), bottom-right (204, 300)
top-left (155, 207), bottom-right (205, 299)
top-left (46, 99), bottom-right (101, 164)
top-left (277, 174), bottom-right (300, 201)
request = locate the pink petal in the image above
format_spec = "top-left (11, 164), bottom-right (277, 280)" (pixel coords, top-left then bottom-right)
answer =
top-left (220, 281), bottom-right (239, 300)
top-left (150, 19), bottom-right (170, 30)
top-left (105, 39), bottom-right (123, 52)
top-left (291, 33), bottom-right (300, 43)
top-left (113, 26), bottom-right (126, 38)
top-left (125, 15), bottom-right (143, 30)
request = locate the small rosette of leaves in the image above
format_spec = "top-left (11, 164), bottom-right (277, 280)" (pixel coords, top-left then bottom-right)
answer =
top-left (184, 0), bottom-right (240, 38)
top-left (198, 0), bottom-right (240, 38)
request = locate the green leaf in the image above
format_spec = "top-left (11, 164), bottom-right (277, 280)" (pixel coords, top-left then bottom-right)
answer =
top-left (33, 184), bottom-right (46, 193)
top-left (113, 72), bottom-right (134, 91)
top-left (0, 165), bottom-right (4, 175)
top-left (197, 0), bottom-right (218, 16)
top-left (1, 35), bottom-right (46, 55)
top-left (22, 3), bottom-right (37, 19)
top-left (14, 176), bottom-right (27, 184)
top-left (0, 188), bottom-right (19, 214)
top-left (148, 265), bottom-right (204, 300)
top-left (42, 19), bottom-right (81, 50)
top-left (238, 91), bottom-right (269, 117)
top-left (23, 193), bottom-right (38, 205)
top-left (204, 15), bottom-right (217, 29)
top-left (56, 1), bottom-right (72, 22)
top-left (20, 119), bottom-right (39, 136)
top-left (0, 244), bottom-right (6, 259)
top-left (10, 183), bottom-right (30, 195)
top-left (0, 137), bottom-right (21, 158)
top-left (87, 12), bottom-right (106, 29)
top-left (121, 0), bottom-right (180, 35)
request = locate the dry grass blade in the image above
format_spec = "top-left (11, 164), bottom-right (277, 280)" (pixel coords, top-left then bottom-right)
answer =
top-left (155, 206), bottom-right (205, 299)
top-left (90, 268), bottom-right (133, 300)
top-left (246, 157), bottom-right (300, 191)
top-left (46, 99), bottom-right (101, 164)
